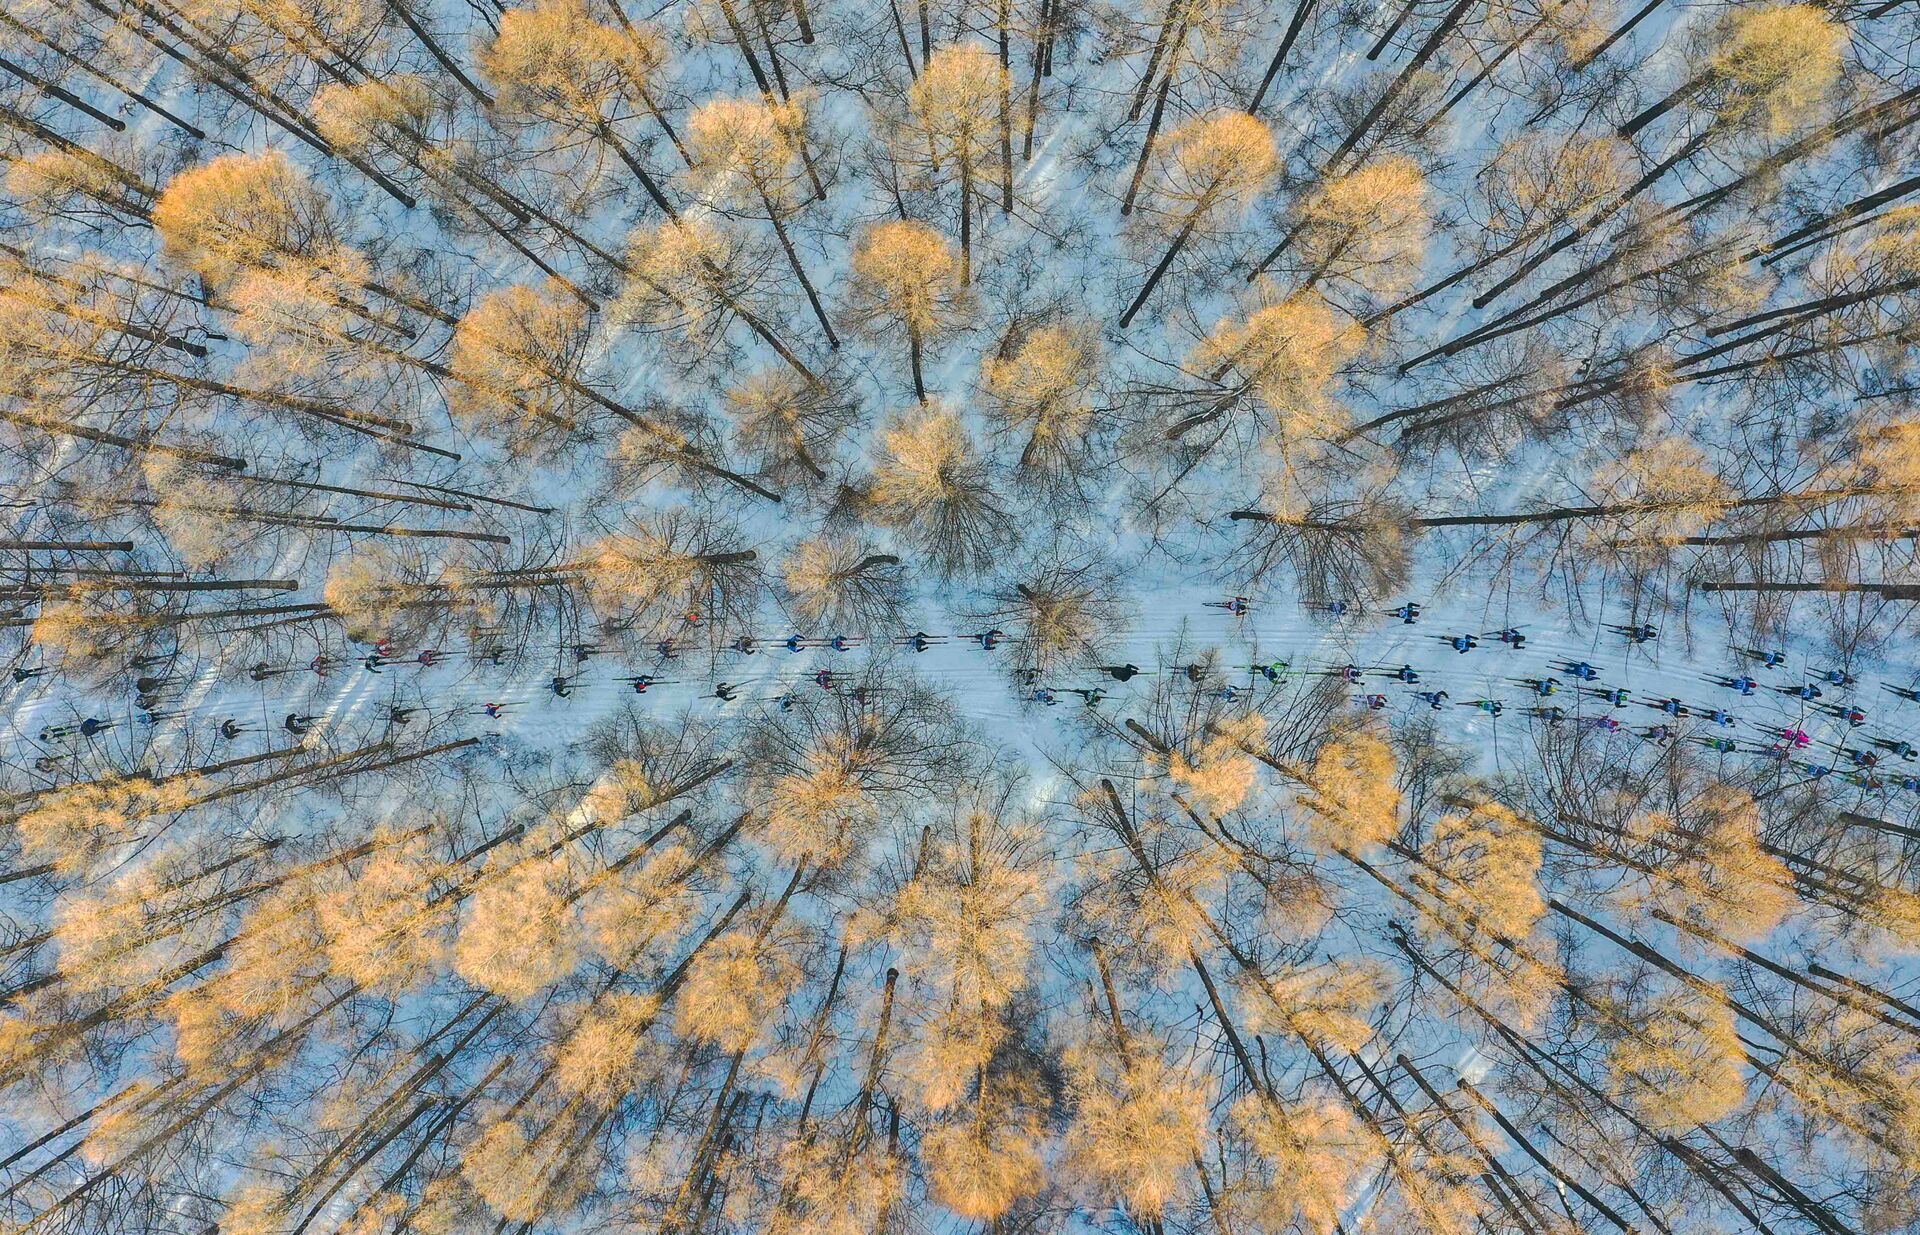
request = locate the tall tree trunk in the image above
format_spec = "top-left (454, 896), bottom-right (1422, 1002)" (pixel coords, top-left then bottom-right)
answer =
top-left (1119, 210), bottom-right (1200, 327)
top-left (1119, 20), bottom-right (1184, 216)
top-left (1245, 0), bottom-right (1315, 115)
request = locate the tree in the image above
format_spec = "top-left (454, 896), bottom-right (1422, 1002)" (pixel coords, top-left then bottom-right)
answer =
top-left (905, 44), bottom-right (1011, 286)
top-left (688, 95), bottom-right (838, 345)
top-left (723, 367), bottom-right (857, 485)
top-left (1283, 156), bottom-right (1429, 303)
top-left (582, 510), bottom-right (762, 633)
top-left (865, 403), bottom-right (1011, 578)
top-left (978, 318), bottom-right (1103, 479)
top-left (620, 215), bottom-right (818, 386)
top-left (479, 0), bottom-right (680, 214)
top-left (1119, 110), bottom-right (1278, 327)
top-left (973, 554), bottom-right (1131, 678)
top-left (849, 219), bottom-right (963, 402)
top-left (780, 537), bottom-right (906, 634)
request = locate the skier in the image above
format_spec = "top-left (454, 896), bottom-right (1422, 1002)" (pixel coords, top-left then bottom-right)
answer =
top-left (1389, 602), bottom-right (1422, 624)
top-left (976, 630), bottom-right (1006, 650)
top-left (1252, 661), bottom-right (1290, 683)
top-left (417, 649), bottom-right (442, 666)
top-left (626, 675), bottom-right (658, 694)
top-left (1609, 623), bottom-right (1658, 643)
top-left (1777, 683), bottom-right (1823, 701)
top-left (1181, 663), bottom-right (1211, 682)
top-left (1446, 634), bottom-right (1479, 654)
top-left (655, 639), bottom-right (678, 660)
top-left (815, 669), bottom-right (841, 690)
top-left (1883, 684), bottom-right (1920, 704)
top-left (784, 634), bottom-right (807, 653)
top-left (9, 665), bottom-right (45, 683)
top-left (1556, 661), bottom-right (1600, 682)
top-left (1818, 668), bottom-right (1855, 687)
top-left (1417, 691), bottom-right (1450, 710)
top-left (1496, 628), bottom-right (1527, 649)
top-left (1382, 664), bottom-right (1421, 684)
top-left (1871, 737), bottom-right (1919, 760)
top-left (830, 636), bottom-right (857, 651)
top-left (1585, 715), bottom-right (1623, 733)
top-left (1695, 735), bottom-right (1739, 754)
top-left (1065, 688), bottom-right (1107, 707)
top-left (1782, 728), bottom-right (1812, 748)
top-left (1464, 698), bottom-right (1503, 717)
top-left (1740, 647), bottom-right (1787, 669)
top-left (308, 653), bottom-right (331, 678)
top-left (713, 683), bottom-right (738, 703)
top-left (480, 703), bottom-right (507, 720)
top-left (904, 632), bottom-right (941, 653)
top-left (285, 713), bottom-right (314, 735)
top-left (1642, 725), bottom-right (1675, 745)
top-left (1712, 674), bottom-right (1758, 696)
top-left (732, 636), bottom-right (757, 655)
top-left (1706, 709), bottom-right (1737, 727)
top-left (1529, 705), bottom-right (1567, 724)
top-left (1098, 664), bottom-right (1143, 682)
top-left (1648, 697), bottom-right (1688, 717)
top-left (362, 651), bottom-right (384, 673)
top-left (1216, 685), bottom-right (1244, 703)
top-left (1522, 678), bottom-right (1561, 697)
top-left (389, 707), bottom-right (415, 726)
top-left (1828, 704), bottom-right (1869, 727)
top-left (551, 675), bottom-right (572, 698)
top-left (1591, 686), bottom-right (1632, 708)
top-left (219, 719), bottom-right (244, 740)
top-left (1205, 596), bottom-right (1253, 616)
top-left (1359, 693), bottom-right (1389, 710)
top-left (1030, 687), bottom-right (1059, 705)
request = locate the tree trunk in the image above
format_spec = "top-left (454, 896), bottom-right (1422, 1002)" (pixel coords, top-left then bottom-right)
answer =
top-left (1325, 0), bottom-right (1477, 171)
top-left (0, 53), bottom-right (127, 131)
top-left (1416, 0), bottom-right (1566, 136)
top-left (844, 967), bottom-right (899, 1163)
top-left (999, 0), bottom-right (1014, 210)
top-left (713, 0), bottom-right (774, 94)
top-left (761, 187), bottom-right (839, 346)
top-left (1022, 0), bottom-right (1050, 157)
top-left (1119, 210), bottom-right (1200, 327)
top-left (1569, 0), bottom-right (1663, 70)
top-left (889, 0), bottom-right (917, 77)
top-left (384, 0), bottom-right (494, 107)
top-left (1455, 1080), bottom-right (1638, 1233)
top-left (0, 9), bottom-right (204, 137)
top-left (1692, 580), bottom-right (1920, 599)
top-left (1246, 0), bottom-right (1315, 115)
top-left (1119, 21), bottom-right (1184, 216)
top-left (1618, 71), bottom-right (1707, 138)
